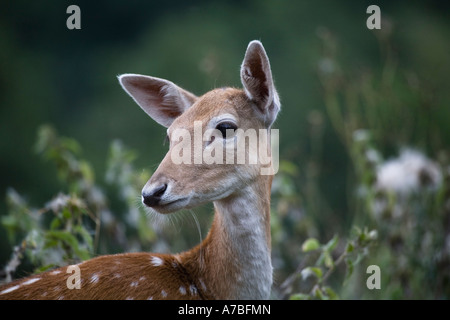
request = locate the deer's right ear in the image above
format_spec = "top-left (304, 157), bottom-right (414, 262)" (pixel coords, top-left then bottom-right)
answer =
top-left (118, 74), bottom-right (197, 128)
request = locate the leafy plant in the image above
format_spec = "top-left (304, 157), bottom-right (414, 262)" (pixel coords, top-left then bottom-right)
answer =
top-left (2, 125), bottom-right (100, 278)
top-left (315, 26), bottom-right (450, 299)
top-left (1, 125), bottom-right (153, 280)
top-left (277, 227), bottom-right (377, 300)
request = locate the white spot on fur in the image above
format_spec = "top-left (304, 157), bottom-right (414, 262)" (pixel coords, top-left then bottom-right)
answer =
top-left (151, 256), bottom-right (164, 267)
top-left (130, 281), bottom-right (139, 287)
top-left (126, 297), bottom-right (134, 300)
top-left (199, 279), bottom-right (207, 292)
top-left (90, 273), bottom-right (100, 284)
top-left (0, 285), bottom-right (20, 295)
top-left (161, 290), bottom-right (168, 298)
top-left (189, 284), bottom-right (198, 296)
top-left (50, 270), bottom-right (61, 275)
top-left (179, 286), bottom-right (186, 295)
top-left (147, 296), bottom-right (153, 300)
top-left (22, 278), bottom-right (41, 285)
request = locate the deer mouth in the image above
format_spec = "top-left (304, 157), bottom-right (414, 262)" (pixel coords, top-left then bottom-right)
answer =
top-left (150, 194), bottom-right (194, 214)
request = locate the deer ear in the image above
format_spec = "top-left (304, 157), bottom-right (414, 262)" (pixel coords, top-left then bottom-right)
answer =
top-left (240, 41), bottom-right (280, 127)
top-left (118, 74), bottom-right (198, 128)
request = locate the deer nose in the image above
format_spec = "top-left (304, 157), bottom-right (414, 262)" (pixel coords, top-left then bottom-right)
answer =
top-left (142, 184), bottom-right (167, 207)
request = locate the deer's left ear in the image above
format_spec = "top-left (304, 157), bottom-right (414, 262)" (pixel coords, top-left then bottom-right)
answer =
top-left (240, 40), bottom-right (280, 127)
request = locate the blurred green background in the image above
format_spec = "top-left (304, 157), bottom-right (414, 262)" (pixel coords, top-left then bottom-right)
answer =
top-left (1, 0), bottom-right (449, 299)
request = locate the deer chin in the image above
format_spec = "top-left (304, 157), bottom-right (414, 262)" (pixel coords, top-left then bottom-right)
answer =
top-left (149, 187), bottom-right (237, 214)
top-left (145, 193), bottom-right (193, 214)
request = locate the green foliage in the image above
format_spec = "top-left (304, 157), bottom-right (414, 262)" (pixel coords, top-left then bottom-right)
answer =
top-left (318, 27), bottom-right (450, 299)
top-left (270, 24), bottom-right (450, 299)
top-left (2, 126), bottom-right (100, 278)
top-left (1, 125), bottom-right (153, 279)
top-left (105, 140), bottom-right (157, 245)
top-left (277, 228), bottom-right (377, 300)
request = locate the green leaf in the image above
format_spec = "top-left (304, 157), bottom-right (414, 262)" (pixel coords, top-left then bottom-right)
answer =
top-left (45, 230), bottom-right (90, 260)
top-left (302, 238), bottom-right (320, 252)
top-left (44, 238), bottom-right (59, 249)
top-left (289, 293), bottom-right (311, 300)
top-left (73, 225), bottom-right (94, 252)
top-left (323, 234), bottom-right (339, 252)
top-left (344, 258), bottom-right (354, 285)
top-left (358, 230), bottom-right (367, 243)
top-left (46, 230), bottom-right (77, 247)
top-left (345, 242), bottom-right (354, 253)
top-left (79, 160), bottom-right (94, 184)
top-left (50, 217), bottom-right (62, 230)
top-left (62, 207), bottom-right (72, 220)
top-left (313, 286), bottom-right (328, 300)
top-left (60, 137), bottom-right (81, 155)
top-left (322, 251), bottom-right (334, 268)
top-left (301, 267), bottom-right (323, 280)
top-left (309, 267), bottom-right (323, 279)
top-left (34, 264), bottom-right (56, 274)
top-left (323, 286), bottom-right (339, 300)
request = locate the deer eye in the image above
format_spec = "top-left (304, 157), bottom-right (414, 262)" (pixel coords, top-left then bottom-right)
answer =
top-left (216, 122), bottom-right (237, 138)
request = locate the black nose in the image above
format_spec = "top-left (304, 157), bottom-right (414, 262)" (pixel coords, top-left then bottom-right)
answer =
top-left (142, 184), bottom-right (167, 207)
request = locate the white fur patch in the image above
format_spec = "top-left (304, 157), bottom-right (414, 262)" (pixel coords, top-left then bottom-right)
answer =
top-left (0, 285), bottom-right (20, 295)
top-left (90, 273), bottom-right (100, 284)
top-left (150, 256), bottom-right (164, 267)
top-left (22, 278), bottom-right (41, 285)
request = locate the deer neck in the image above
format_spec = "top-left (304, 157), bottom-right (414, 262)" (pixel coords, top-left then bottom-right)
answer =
top-left (182, 174), bottom-right (273, 300)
